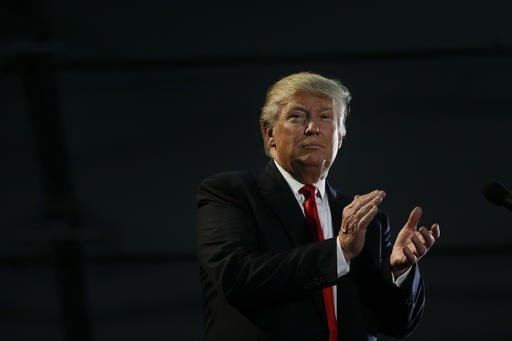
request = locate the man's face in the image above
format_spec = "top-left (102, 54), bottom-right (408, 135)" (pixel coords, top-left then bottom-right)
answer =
top-left (265, 92), bottom-right (343, 181)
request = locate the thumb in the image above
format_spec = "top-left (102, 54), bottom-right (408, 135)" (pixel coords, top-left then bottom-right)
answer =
top-left (405, 206), bottom-right (422, 231)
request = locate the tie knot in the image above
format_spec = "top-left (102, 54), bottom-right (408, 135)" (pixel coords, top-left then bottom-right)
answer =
top-left (300, 185), bottom-right (317, 199)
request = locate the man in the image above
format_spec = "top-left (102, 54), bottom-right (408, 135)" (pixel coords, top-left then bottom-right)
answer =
top-left (196, 72), bottom-right (440, 340)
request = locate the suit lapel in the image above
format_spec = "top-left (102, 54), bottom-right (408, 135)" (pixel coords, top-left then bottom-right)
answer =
top-left (257, 161), bottom-right (327, 325)
top-left (326, 182), bottom-right (350, 237)
top-left (258, 161), bottom-right (350, 328)
top-left (257, 161), bottom-right (313, 246)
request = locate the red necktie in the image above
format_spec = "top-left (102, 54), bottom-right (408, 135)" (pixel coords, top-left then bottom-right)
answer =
top-left (300, 185), bottom-right (338, 341)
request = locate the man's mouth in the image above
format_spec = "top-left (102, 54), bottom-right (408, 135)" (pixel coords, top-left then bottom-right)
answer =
top-left (302, 143), bottom-right (324, 149)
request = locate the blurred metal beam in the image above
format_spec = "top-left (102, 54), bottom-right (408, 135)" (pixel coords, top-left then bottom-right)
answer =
top-left (21, 50), bottom-right (92, 341)
top-left (1, 242), bottom-right (511, 267)
top-left (1, 44), bottom-right (512, 77)
top-left (14, 1), bottom-right (92, 340)
top-left (50, 44), bottom-right (512, 71)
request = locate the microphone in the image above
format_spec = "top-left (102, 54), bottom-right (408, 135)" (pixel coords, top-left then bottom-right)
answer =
top-left (482, 181), bottom-right (512, 212)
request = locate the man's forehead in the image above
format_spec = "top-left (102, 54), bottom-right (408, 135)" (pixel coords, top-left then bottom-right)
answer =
top-left (285, 92), bottom-right (335, 110)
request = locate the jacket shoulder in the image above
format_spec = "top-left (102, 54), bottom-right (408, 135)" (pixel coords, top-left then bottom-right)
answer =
top-left (197, 169), bottom-right (259, 208)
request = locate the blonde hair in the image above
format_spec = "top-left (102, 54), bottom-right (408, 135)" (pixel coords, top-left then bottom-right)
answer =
top-left (259, 72), bottom-right (351, 156)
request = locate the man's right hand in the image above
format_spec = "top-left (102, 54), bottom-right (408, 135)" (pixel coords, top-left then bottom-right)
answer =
top-left (338, 190), bottom-right (386, 262)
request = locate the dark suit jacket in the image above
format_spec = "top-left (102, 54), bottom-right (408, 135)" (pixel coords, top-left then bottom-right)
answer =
top-left (196, 161), bottom-right (424, 341)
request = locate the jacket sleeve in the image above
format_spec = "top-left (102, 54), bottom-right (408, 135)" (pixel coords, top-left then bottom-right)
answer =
top-left (196, 172), bottom-right (339, 310)
top-left (353, 212), bottom-right (425, 338)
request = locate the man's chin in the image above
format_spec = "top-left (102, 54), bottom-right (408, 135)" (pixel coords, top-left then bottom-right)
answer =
top-left (296, 157), bottom-right (329, 169)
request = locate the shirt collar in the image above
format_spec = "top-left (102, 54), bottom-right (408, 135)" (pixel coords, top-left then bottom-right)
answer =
top-left (273, 159), bottom-right (326, 199)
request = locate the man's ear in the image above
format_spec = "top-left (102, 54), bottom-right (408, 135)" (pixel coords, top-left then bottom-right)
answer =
top-left (263, 123), bottom-right (275, 147)
top-left (337, 131), bottom-right (343, 149)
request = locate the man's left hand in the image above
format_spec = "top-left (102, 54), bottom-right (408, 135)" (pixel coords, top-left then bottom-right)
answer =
top-left (390, 206), bottom-right (440, 277)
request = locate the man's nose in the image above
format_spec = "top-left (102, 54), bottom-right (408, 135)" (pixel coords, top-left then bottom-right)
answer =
top-left (304, 119), bottom-right (320, 135)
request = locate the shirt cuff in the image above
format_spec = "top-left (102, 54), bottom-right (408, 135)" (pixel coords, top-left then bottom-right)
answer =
top-left (335, 237), bottom-right (350, 277)
top-left (392, 267), bottom-right (412, 287)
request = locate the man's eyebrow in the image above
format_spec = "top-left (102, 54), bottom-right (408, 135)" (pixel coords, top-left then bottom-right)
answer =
top-left (287, 104), bottom-right (334, 111)
top-left (287, 104), bottom-right (307, 111)
top-left (319, 107), bottom-right (334, 112)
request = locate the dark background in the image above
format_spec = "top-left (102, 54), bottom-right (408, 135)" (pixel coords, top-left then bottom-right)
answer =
top-left (1, 1), bottom-right (511, 340)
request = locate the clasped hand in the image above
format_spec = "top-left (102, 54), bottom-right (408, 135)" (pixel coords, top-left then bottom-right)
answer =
top-left (338, 190), bottom-right (440, 277)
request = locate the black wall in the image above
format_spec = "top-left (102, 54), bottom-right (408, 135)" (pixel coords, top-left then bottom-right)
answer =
top-left (1, 1), bottom-right (511, 340)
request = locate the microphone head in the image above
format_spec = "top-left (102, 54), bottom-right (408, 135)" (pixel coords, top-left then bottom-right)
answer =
top-left (482, 181), bottom-right (510, 206)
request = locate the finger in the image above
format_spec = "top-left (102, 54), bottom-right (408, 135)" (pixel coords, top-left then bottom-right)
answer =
top-left (350, 190), bottom-right (372, 201)
top-left (411, 233), bottom-right (427, 256)
top-left (356, 190), bottom-right (382, 204)
top-left (354, 195), bottom-right (384, 220)
top-left (403, 246), bottom-right (417, 264)
top-left (419, 226), bottom-right (435, 248)
top-left (405, 206), bottom-right (422, 231)
top-left (348, 202), bottom-right (381, 232)
top-left (357, 205), bottom-right (379, 230)
top-left (431, 223), bottom-right (440, 240)
top-left (351, 190), bottom-right (385, 211)
top-left (413, 229), bottom-right (427, 246)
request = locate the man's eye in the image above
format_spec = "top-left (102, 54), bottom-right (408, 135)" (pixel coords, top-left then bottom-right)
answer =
top-left (290, 113), bottom-right (304, 119)
top-left (321, 114), bottom-right (334, 120)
